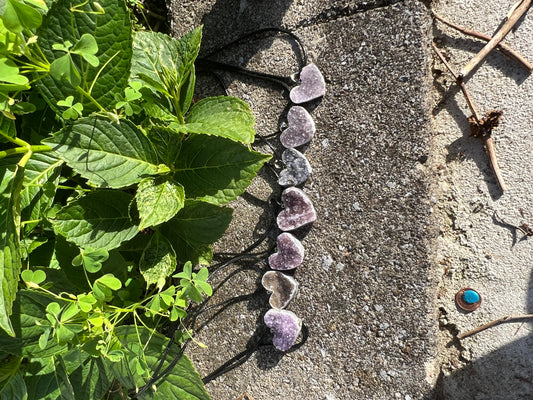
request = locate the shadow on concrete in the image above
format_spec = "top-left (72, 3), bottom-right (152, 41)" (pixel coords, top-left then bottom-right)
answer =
top-left (432, 78), bottom-right (503, 200)
top-left (431, 268), bottom-right (533, 399)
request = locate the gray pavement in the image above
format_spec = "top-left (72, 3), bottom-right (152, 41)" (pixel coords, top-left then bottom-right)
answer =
top-left (167, 1), bottom-right (533, 399)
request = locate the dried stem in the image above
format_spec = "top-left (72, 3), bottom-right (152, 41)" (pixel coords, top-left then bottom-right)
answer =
top-left (432, 44), bottom-right (481, 121)
top-left (432, 11), bottom-right (533, 73)
top-left (460, 0), bottom-right (533, 78)
top-left (484, 137), bottom-right (508, 191)
top-left (457, 314), bottom-right (533, 339)
top-left (432, 43), bottom-right (507, 192)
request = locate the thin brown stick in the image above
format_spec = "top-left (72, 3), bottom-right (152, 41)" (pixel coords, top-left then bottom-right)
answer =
top-left (432, 44), bottom-right (481, 122)
top-left (484, 137), bottom-right (508, 191)
top-left (460, 0), bottom-right (533, 78)
top-left (432, 11), bottom-right (533, 73)
top-left (432, 44), bottom-right (507, 192)
top-left (457, 314), bottom-right (533, 339)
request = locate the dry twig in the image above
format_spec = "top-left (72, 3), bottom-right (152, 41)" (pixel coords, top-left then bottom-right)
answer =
top-left (460, 0), bottom-right (533, 78)
top-left (457, 314), bottom-right (533, 339)
top-left (432, 11), bottom-right (533, 73)
top-left (432, 44), bottom-right (507, 191)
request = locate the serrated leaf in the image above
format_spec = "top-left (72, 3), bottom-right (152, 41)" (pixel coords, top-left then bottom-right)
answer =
top-left (139, 232), bottom-right (176, 290)
top-left (36, 0), bottom-right (132, 112)
top-left (136, 177), bottom-right (185, 230)
top-left (173, 134), bottom-right (271, 205)
top-left (159, 200), bottom-right (232, 265)
top-left (146, 125), bottom-right (183, 167)
top-left (175, 96), bottom-right (256, 144)
top-left (61, 348), bottom-right (112, 400)
top-left (0, 290), bottom-right (67, 358)
top-left (51, 190), bottom-right (138, 250)
top-left (43, 117), bottom-right (163, 188)
top-left (0, 163), bottom-right (24, 336)
top-left (20, 152), bottom-right (62, 232)
top-left (131, 28), bottom-right (201, 97)
top-left (111, 325), bottom-right (212, 400)
top-left (0, 370), bottom-right (26, 400)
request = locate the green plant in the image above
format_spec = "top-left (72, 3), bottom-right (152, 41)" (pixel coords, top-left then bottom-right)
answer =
top-left (0, 0), bottom-right (271, 398)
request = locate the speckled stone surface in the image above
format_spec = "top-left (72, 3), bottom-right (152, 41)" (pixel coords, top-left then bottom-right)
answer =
top-left (280, 106), bottom-right (316, 148)
top-left (169, 1), bottom-right (436, 399)
top-left (268, 232), bottom-right (305, 270)
top-left (290, 63), bottom-right (326, 104)
top-left (277, 187), bottom-right (317, 231)
top-left (279, 148), bottom-right (313, 186)
top-left (264, 309), bottom-right (302, 352)
top-left (262, 271), bottom-right (299, 309)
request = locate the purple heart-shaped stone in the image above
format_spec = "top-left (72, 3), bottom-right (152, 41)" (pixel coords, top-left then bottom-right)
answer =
top-left (268, 232), bottom-right (305, 270)
top-left (264, 308), bottom-right (302, 351)
top-left (279, 148), bottom-right (312, 187)
top-left (262, 271), bottom-right (299, 309)
top-left (279, 106), bottom-right (316, 149)
top-left (289, 63), bottom-right (326, 104)
top-left (277, 187), bottom-right (317, 231)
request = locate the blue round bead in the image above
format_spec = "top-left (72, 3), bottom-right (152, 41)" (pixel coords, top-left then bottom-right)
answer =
top-left (462, 290), bottom-right (480, 304)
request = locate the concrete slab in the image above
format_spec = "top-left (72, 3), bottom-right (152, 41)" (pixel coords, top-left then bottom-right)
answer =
top-left (430, 0), bottom-right (533, 398)
top-left (168, 1), bottom-right (437, 399)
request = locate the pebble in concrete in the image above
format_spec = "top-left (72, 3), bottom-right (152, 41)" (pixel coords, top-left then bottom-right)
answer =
top-left (289, 63), bottom-right (326, 104)
top-left (277, 187), bottom-right (317, 231)
top-left (263, 308), bottom-right (302, 352)
top-left (279, 148), bottom-right (313, 186)
top-left (280, 106), bottom-right (316, 148)
top-left (261, 271), bottom-right (299, 309)
top-left (268, 232), bottom-right (305, 270)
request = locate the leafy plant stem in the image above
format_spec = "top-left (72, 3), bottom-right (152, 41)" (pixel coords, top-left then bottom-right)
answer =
top-left (88, 51), bottom-right (120, 96)
top-left (0, 145), bottom-right (52, 159)
top-left (76, 86), bottom-right (106, 113)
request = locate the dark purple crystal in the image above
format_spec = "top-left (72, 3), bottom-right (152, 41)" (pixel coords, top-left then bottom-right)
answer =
top-left (269, 232), bottom-right (305, 270)
top-left (277, 187), bottom-right (317, 231)
top-left (264, 309), bottom-right (302, 351)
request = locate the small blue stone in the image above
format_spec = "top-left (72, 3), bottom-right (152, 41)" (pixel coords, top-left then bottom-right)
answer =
top-left (462, 290), bottom-right (480, 304)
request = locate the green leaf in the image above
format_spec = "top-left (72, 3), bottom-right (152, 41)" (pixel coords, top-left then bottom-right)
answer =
top-left (2, 0), bottom-right (42, 33)
top-left (136, 176), bottom-right (185, 230)
top-left (0, 57), bottom-right (28, 85)
top-left (50, 190), bottom-right (138, 250)
top-left (173, 134), bottom-right (271, 205)
top-left (95, 273), bottom-right (121, 291)
top-left (111, 325), bottom-right (212, 400)
top-left (36, 0), bottom-right (132, 112)
top-left (147, 125), bottom-right (183, 167)
top-left (0, 113), bottom-right (16, 143)
top-left (61, 348), bottom-right (112, 400)
top-left (0, 370), bottom-right (26, 400)
top-left (0, 163), bottom-right (24, 336)
top-left (43, 117), bottom-right (164, 189)
top-left (73, 247), bottom-right (109, 273)
top-left (20, 152), bottom-right (62, 232)
top-left (70, 33), bottom-right (99, 67)
top-left (139, 232), bottom-right (176, 290)
top-left (0, 290), bottom-right (67, 358)
top-left (131, 27), bottom-right (201, 97)
top-left (160, 200), bottom-right (232, 265)
top-left (49, 53), bottom-right (81, 87)
top-left (175, 96), bottom-right (256, 144)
